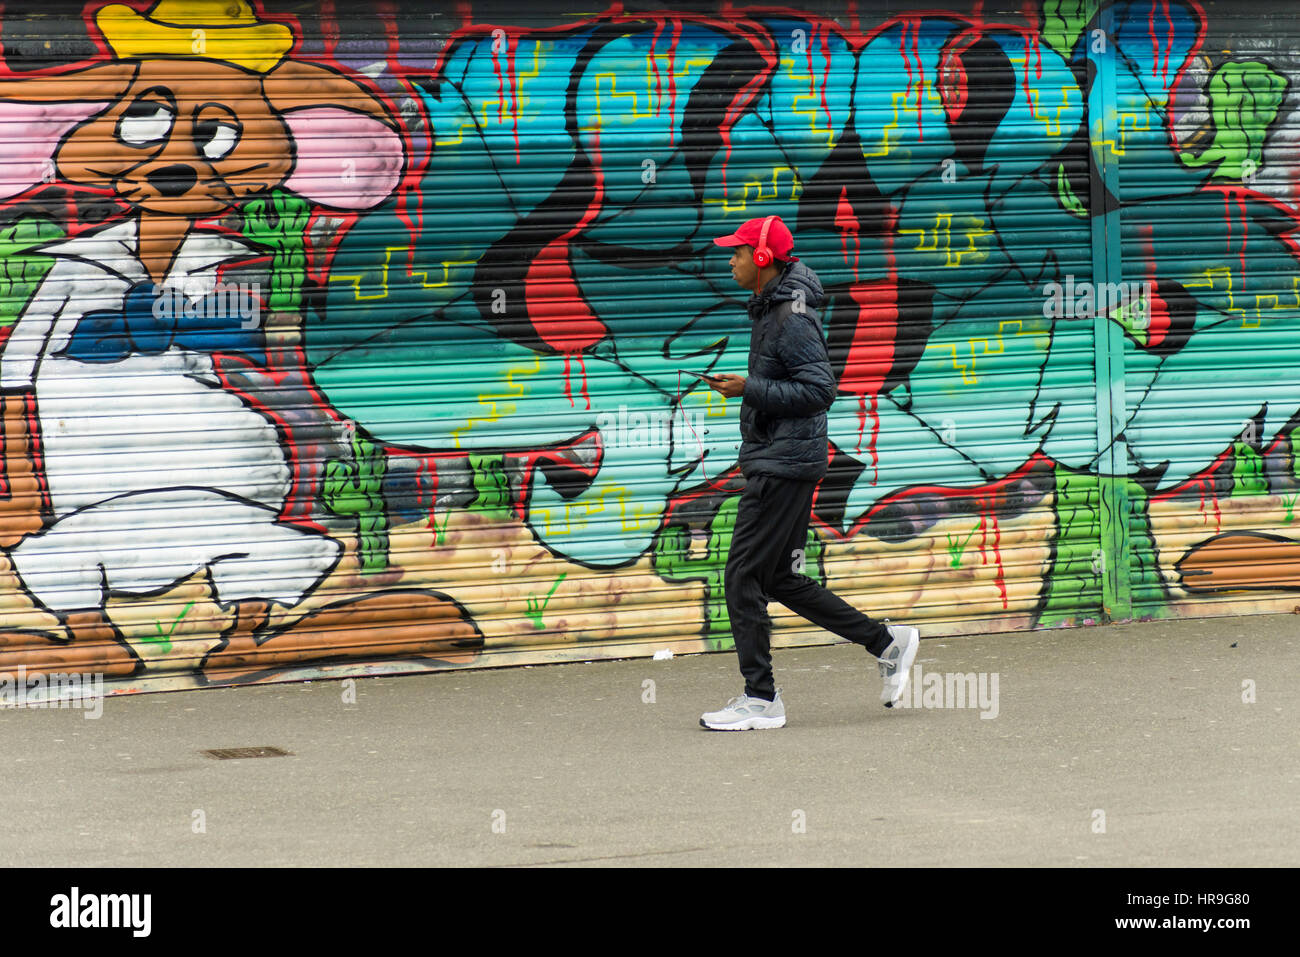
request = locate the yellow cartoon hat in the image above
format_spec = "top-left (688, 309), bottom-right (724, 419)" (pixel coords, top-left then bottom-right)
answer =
top-left (96, 1), bottom-right (293, 73)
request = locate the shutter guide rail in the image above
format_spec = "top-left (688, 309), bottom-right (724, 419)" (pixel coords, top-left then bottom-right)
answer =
top-left (1087, 1), bottom-right (1134, 622)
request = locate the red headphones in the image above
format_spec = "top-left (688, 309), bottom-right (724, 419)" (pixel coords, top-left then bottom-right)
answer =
top-left (752, 215), bottom-right (778, 268)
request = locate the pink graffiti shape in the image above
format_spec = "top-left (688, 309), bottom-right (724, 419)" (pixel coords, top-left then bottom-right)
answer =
top-left (0, 101), bottom-right (110, 200)
top-left (282, 107), bottom-right (403, 209)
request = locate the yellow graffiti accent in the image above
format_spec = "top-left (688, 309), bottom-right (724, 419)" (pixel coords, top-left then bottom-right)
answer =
top-left (676, 382), bottom-right (735, 425)
top-left (635, 49), bottom-right (713, 125)
top-left (1015, 44), bottom-right (1071, 138)
top-left (1091, 112), bottom-right (1125, 158)
top-left (862, 85), bottom-right (940, 160)
top-left (409, 259), bottom-right (478, 289)
top-left (929, 342), bottom-right (977, 384)
top-left (702, 166), bottom-right (802, 212)
top-left (863, 90), bottom-right (909, 159)
top-left (481, 42), bottom-right (544, 126)
top-left (1029, 85), bottom-right (1072, 137)
top-left (641, 47), bottom-right (704, 118)
top-left (434, 92), bottom-right (479, 148)
top-left (784, 57), bottom-right (837, 149)
top-left (927, 320), bottom-right (1041, 386)
top-left (436, 44), bottom-right (545, 147)
top-left (329, 247), bottom-right (477, 301)
top-left (704, 387), bottom-right (731, 418)
top-left (1185, 265), bottom-right (1247, 326)
top-left (450, 354), bottom-right (542, 449)
top-left (1093, 102), bottom-right (1152, 158)
top-left (1185, 267), bottom-right (1300, 329)
top-left (591, 71), bottom-right (657, 125)
top-left (898, 213), bottom-right (991, 267)
top-left (532, 484), bottom-right (646, 537)
top-left (1117, 104), bottom-right (1153, 154)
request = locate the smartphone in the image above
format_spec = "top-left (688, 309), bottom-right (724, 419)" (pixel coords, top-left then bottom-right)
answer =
top-left (680, 370), bottom-right (721, 383)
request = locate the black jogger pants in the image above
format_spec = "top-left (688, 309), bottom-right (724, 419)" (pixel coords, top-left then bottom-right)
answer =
top-left (724, 473), bottom-right (892, 700)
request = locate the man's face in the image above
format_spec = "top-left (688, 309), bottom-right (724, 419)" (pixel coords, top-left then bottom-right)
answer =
top-left (728, 244), bottom-right (759, 292)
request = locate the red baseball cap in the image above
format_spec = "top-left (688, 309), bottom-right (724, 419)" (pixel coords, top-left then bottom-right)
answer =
top-left (713, 215), bottom-right (799, 262)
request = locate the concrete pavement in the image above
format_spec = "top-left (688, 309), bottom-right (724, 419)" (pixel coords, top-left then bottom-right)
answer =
top-left (1, 614), bottom-right (1297, 867)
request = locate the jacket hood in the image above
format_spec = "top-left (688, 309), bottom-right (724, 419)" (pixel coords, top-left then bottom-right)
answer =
top-left (748, 260), bottom-right (825, 317)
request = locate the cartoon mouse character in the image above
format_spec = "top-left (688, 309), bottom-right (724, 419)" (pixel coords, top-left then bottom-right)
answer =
top-left (0, 0), bottom-right (482, 675)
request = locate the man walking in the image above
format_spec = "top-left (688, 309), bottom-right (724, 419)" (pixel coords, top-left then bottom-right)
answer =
top-left (699, 215), bottom-right (919, 730)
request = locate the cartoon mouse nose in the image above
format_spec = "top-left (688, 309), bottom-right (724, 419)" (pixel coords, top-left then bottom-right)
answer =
top-left (147, 164), bottom-right (197, 197)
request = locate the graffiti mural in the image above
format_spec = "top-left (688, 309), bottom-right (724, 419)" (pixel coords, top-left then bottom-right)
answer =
top-left (2, 0), bottom-right (1300, 692)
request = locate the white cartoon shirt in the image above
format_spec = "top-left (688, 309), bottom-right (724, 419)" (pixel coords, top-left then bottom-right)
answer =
top-left (0, 216), bottom-right (339, 614)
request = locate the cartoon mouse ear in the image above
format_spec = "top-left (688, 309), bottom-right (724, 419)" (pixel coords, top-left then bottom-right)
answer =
top-left (0, 62), bottom-right (135, 201)
top-left (263, 61), bottom-right (405, 209)
top-left (280, 106), bottom-right (404, 208)
top-left (0, 101), bottom-right (114, 200)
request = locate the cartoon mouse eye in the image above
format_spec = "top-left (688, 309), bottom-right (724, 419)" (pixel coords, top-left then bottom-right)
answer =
top-left (196, 120), bottom-right (240, 161)
top-left (118, 104), bottom-right (175, 147)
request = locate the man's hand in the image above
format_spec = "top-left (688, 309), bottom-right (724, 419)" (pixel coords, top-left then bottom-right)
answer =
top-left (708, 373), bottom-right (746, 398)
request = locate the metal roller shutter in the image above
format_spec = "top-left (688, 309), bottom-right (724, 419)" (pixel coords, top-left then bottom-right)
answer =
top-left (0, 0), bottom-right (1297, 701)
top-left (1108, 0), bottom-right (1300, 619)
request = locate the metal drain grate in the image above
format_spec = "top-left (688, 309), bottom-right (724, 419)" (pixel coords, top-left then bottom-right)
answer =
top-left (201, 746), bottom-right (292, 760)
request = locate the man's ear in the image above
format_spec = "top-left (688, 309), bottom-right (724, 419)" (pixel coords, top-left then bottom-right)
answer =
top-left (263, 60), bottom-right (404, 210)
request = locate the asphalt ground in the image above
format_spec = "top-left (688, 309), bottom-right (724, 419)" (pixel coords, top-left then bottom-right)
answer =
top-left (2, 613), bottom-right (1296, 872)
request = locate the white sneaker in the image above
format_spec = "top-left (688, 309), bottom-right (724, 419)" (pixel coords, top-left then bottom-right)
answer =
top-left (878, 624), bottom-right (920, 707)
top-left (700, 690), bottom-right (787, 730)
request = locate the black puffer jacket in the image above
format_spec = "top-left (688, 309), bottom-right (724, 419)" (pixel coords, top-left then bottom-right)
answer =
top-left (738, 261), bottom-right (837, 481)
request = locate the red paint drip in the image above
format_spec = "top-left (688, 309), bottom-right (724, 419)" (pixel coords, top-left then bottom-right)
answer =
top-left (667, 20), bottom-right (680, 146)
top-left (1163, 0), bottom-right (1175, 88)
top-left (913, 20), bottom-right (925, 142)
top-left (1237, 189), bottom-right (1249, 286)
top-left (1150, 0), bottom-right (1160, 87)
top-left (321, 0), bottom-right (339, 61)
top-left (507, 34), bottom-right (521, 162)
top-left (377, 0), bottom-right (403, 78)
top-left (524, 240), bottom-right (608, 355)
top-left (1023, 37), bottom-right (1036, 119)
top-left (1020, 0), bottom-right (1039, 33)
top-left (713, 22), bottom-right (777, 200)
top-left (522, 112), bottom-right (608, 405)
top-left (973, 495), bottom-right (1008, 607)
top-left (853, 392), bottom-right (867, 456)
top-left (490, 40), bottom-right (506, 123)
top-left (576, 354), bottom-right (591, 411)
top-left (1145, 278), bottom-right (1171, 349)
top-left (834, 185), bottom-right (861, 279)
top-left (805, 22), bottom-right (817, 101)
top-left (1139, 223), bottom-right (1170, 348)
top-left (900, 22), bottom-right (915, 132)
top-left (649, 20), bottom-right (664, 115)
top-left (561, 354), bottom-right (573, 407)
top-left (990, 508), bottom-right (1008, 608)
top-left (819, 23), bottom-right (834, 130)
top-left (1197, 477), bottom-right (1222, 531)
top-left (868, 391), bottom-right (880, 484)
top-left (488, 32), bottom-right (521, 161)
top-left (841, 280), bottom-right (897, 484)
